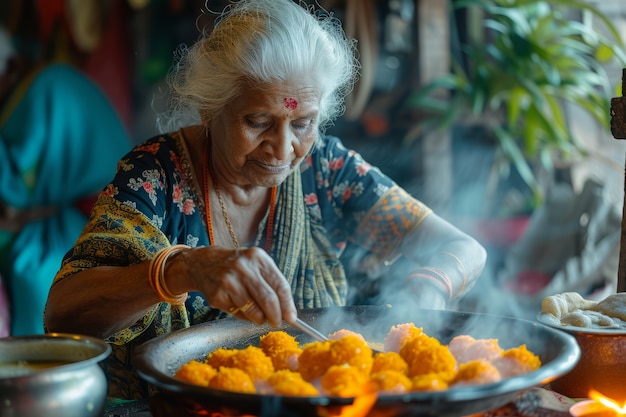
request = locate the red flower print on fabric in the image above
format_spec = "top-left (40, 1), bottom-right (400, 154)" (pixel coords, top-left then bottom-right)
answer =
top-left (329, 157), bottom-right (345, 171)
top-left (356, 162), bottom-right (372, 176)
top-left (304, 193), bottom-right (319, 205)
top-left (143, 181), bottom-right (155, 194)
top-left (172, 185), bottom-right (182, 203)
top-left (135, 142), bottom-right (161, 154)
top-left (182, 199), bottom-right (195, 215)
top-left (102, 184), bottom-right (118, 197)
top-left (342, 188), bottom-right (352, 203)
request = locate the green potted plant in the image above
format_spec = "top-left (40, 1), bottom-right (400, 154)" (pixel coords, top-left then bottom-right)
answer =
top-left (407, 0), bottom-right (626, 218)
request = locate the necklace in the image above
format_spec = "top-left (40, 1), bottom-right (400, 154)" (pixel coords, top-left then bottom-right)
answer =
top-left (202, 141), bottom-right (277, 251)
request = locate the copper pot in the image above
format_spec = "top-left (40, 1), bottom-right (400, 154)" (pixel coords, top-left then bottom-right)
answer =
top-left (537, 314), bottom-right (626, 401)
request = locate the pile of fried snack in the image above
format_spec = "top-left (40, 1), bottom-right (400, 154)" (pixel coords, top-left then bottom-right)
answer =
top-left (540, 292), bottom-right (626, 329)
top-left (174, 323), bottom-right (541, 397)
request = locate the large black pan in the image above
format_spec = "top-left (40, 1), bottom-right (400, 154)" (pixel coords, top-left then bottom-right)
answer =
top-left (133, 306), bottom-right (580, 417)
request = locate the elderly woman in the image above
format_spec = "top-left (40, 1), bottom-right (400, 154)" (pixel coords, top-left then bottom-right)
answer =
top-left (44, 0), bottom-right (486, 399)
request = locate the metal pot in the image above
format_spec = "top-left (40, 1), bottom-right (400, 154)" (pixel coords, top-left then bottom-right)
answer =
top-left (0, 333), bottom-right (111, 417)
top-left (134, 306), bottom-right (580, 417)
top-left (537, 313), bottom-right (626, 401)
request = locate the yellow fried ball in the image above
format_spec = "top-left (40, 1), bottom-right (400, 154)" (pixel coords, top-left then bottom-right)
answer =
top-left (229, 345), bottom-right (275, 381)
top-left (205, 347), bottom-right (237, 368)
top-left (371, 351), bottom-right (408, 375)
top-left (370, 370), bottom-right (412, 394)
top-left (400, 335), bottom-right (457, 381)
top-left (411, 373), bottom-right (449, 391)
top-left (328, 335), bottom-right (373, 376)
top-left (266, 369), bottom-right (320, 396)
top-left (321, 364), bottom-right (371, 397)
top-left (260, 331), bottom-right (302, 371)
top-left (298, 340), bottom-right (332, 382)
top-left (451, 359), bottom-right (501, 386)
top-left (384, 323), bottom-right (424, 353)
top-left (174, 360), bottom-right (217, 386)
top-left (208, 367), bottom-right (256, 394)
top-left (493, 344), bottom-right (542, 378)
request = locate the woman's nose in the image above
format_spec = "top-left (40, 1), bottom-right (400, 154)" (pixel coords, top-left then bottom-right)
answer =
top-left (264, 127), bottom-right (294, 160)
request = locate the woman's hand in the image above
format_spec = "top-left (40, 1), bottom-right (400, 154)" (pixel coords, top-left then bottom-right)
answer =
top-left (170, 246), bottom-right (298, 327)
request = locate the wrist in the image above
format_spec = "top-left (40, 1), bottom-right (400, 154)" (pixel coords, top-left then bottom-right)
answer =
top-left (403, 272), bottom-right (449, 309)
top-left (405, 267), bottom-right (453, 302)
top-left (148, 245), bottom-right (190, 305)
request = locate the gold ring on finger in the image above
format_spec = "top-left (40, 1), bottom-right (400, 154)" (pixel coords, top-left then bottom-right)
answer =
top-left (229, 299), bottom-right (254, 315)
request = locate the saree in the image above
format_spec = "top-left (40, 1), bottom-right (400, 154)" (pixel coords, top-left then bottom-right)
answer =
top-left (51, 132), bottom-right (431, 398)
top-left (0, 63), bottom-right (131, 335)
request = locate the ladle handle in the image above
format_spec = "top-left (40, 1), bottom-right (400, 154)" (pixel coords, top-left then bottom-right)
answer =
top-left (290, 318), bottom-right (328, 343)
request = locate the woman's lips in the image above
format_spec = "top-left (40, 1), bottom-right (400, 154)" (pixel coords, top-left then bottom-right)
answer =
top-left (253, 161), bottom-right (291, 173)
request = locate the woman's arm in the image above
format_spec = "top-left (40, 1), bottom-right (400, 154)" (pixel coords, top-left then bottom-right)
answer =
top-left (44, 263), bottom-right (157, 338)
top-left (44, 245), bottom-right (298, 339)
top-left (397, 212), bottom-right (487, 305)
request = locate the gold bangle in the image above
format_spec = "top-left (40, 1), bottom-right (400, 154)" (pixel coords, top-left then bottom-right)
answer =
top-left (149, 245), bottom-right (190, 305)
top-left (405, 268), bottom-right (453, 300)
top-left (442, 251), bottom-right (467, 298)
top-left (422, 267), bottom-right (453, 301)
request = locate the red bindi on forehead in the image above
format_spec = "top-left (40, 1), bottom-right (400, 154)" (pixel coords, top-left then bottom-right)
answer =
top-left (283, 97), bottom-right (298, 110)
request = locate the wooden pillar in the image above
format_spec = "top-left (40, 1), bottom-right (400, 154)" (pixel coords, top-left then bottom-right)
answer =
top-left (610, 68), bottom-right (626, 292)
top-left (416, 0), bottom-right (452, 211)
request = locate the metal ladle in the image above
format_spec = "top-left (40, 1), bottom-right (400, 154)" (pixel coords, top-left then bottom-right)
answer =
top-left (289, 318), bottom-right (383, 354)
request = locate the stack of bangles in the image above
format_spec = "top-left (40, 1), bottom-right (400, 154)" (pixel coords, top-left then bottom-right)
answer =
top-left (405, 252), bottom-right (467, 301)
top-left (148, 244), bottom-right (191, 305)
top-left (405, 267), bottom-right (454, 301)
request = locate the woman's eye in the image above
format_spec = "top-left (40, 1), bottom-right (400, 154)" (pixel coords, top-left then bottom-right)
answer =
top-left (292, 119), bottom-right (313, 131)
top-left (246, 118), bottom-right (270, 129)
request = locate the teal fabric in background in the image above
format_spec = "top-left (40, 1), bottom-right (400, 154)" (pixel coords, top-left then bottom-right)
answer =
top-left (0, 63), bottom-right (131, 335)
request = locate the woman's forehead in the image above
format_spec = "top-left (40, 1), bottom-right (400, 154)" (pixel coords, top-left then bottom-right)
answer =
top-left (235, 81), bottom-right (322, 111)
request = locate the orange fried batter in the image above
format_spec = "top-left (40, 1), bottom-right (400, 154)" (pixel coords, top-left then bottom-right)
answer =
top-left (208, 367), bottom-right (256, 394)
top-left (448, 335), bottom-right (504, 364)
top-left (328, 329), bottom-right (365, 341)
top-left (298, 340), bottom-right (332, 382)
top-left (411, 373), bottom-right (449, 391)
top-left (205, 347), bottom-right (237, 368)
top-left (177, 322), bottom-right (543, 397)
top-left (266, 369), bottom-right (320, 396)
top-left (260, 331), bottom-right (303, 371)
top-left (400, 334), bottom-right (457, 381)
top-left (371, 351), bottom-right (408, 375)
top-left (493, 344), bottom-right (542, 378)
top-left (384, 323), bottom-right (424, 353)
top-left (451, 359), bottom-right (501, 386)
top-left (328, 335), bottom-right (373, 376)
top-left (229, 345), bottom-right (275, 380)
top-left (175, 360), bottom-right (217, 386)
top-left (370, 370), bottom-right (412, 394)
top-left (321, 364), bottom-right (371, 397)
top-left (260, 330), bottom-right (300, 352)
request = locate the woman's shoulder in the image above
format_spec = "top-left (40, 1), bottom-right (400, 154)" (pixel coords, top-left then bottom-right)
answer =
top-left (118, 133), bottom-right (182, 168)
top-left (310, 135), bottom-right (350, 159)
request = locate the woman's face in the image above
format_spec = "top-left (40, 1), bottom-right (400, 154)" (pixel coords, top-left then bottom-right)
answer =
top-left (210, 80), bottom-right (321, 189)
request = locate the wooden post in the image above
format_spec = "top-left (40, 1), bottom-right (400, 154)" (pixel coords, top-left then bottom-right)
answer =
top-left (610, 68), bottom-right (626, 292)
top-left (416, 0), bottom-right (452, 211)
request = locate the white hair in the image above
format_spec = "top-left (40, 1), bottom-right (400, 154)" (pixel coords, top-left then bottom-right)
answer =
top-left (0, 27), bottom-right (15, 74)
top-left (157, 0), bottom-right (359, 136)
